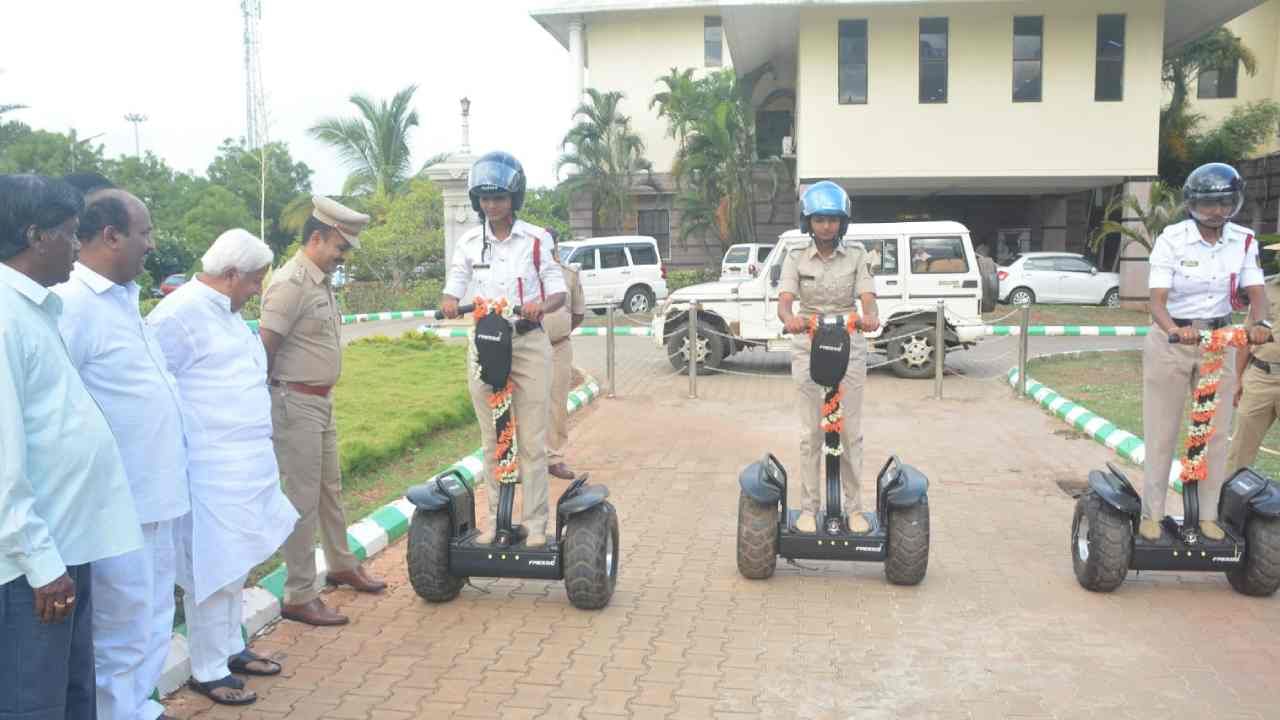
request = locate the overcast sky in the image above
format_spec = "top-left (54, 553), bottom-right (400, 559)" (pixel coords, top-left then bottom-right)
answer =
top-left (1, 0), bottom-right (575, 191)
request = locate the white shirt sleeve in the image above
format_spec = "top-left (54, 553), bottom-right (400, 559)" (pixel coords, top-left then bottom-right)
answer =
top-left (1146, 228), bottom-right (1177, 290)
top-left (443, 237), bottom-right (473, 299)
top-left (1240, 235), bottom-right (1265, 288)
top-left (536, 232), bottom-right (567, 297)
top-left (148, 309), bottom-right (197, 376)
top-left (0, 326), bottom-right (65, 588)
top-left (55, 295), bottom-right (94, 371)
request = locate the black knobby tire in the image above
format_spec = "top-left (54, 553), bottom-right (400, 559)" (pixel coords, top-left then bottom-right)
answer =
top-left (664, 321), bottom-right (725, 374)
top-left (884, 498), bottom-right (930, 585)
top-left (736, 492), bottom-right (779, 579)
top-left (407, 509), bottom-right (465, 602)
top-left (563, 503), bottom-right (620, 610)
top-left (977, 256), bottom-right (998, 313)
top-left (887, 323), bottom-right (936, 379)
top-left (1071, 491), bottom-right (1131, 592)
top-left (623, 286), bottom-right (655, 315)
top-left (1226, 515), bottom-right (1280, 597)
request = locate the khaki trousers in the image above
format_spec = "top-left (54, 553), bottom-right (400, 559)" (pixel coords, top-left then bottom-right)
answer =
top-left (548, 337), bottom-right (573, 462)
top-left (791, 335), bottom-right (868, 514)
top-left (1228, 362), bottom-right (1280, 472)
top-left (469, 330), bottom-right (553, 535)
top-left (1141, 324), bottom-right (1238, 522)
top-left (272, 387), bottom-right (357, 605)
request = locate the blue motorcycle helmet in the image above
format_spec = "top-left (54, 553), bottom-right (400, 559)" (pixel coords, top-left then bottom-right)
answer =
top-left (800, 180), bottom-right (852, 239)
top-left (469, 151), bottom-right (527, 214)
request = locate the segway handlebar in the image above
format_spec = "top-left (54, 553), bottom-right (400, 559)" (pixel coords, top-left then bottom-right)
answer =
top-left (1166, 324), bottom-right (1272, 345)
top-left (782, 313), bottom-right (867, 334)
top-left (435, 304), bottom-right (539, 334)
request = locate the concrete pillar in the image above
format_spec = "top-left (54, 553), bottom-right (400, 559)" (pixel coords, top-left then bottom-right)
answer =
top-left (423, 154), bottom-right (479, 280)
top-left (568, 17), bottom-right (586, 111)
top-left (1118, 178), bottom-right (1155, 310)
top-left (1040, 195), bottom-right (1068, 252)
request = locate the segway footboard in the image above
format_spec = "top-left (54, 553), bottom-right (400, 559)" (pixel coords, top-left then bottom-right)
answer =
top-left (780, 511), bottom-right (887, 562)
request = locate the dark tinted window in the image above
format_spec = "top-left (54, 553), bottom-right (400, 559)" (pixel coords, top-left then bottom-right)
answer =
top-left (570, 249), bottom-right (595, 270)
top-left (1095, 14), bottom-right (1125, 101)
top-left (919, 18), bottom-right (948, 103)
top-left (757, 246), bottom-right (772, 262)
top-left (1013, 16), bottom-right (1043, 102)
top-left (1198, 61), bottom-right (1239, 99)
top-left (628, 244), bottom-right (658, 265)
top-left (637, 210), bottom-right (670, 258)
top-left (1024, 258), bottom-right (1054, 271)
top-left (705, 16), bottom-right (723, 67)
top-left (1054, 257), bottom-right (1094, 273)
top-left (839, 20), bottom-right (868, 104)
top-left (725, 246), bottom-right (750, 263)
top-left (600, 246), bottom-right (628, 269)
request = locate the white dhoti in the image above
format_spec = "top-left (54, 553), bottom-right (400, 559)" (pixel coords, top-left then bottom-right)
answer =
top-left (93, 520), bottom-right (176, 720)
top-left (175, 444), bottom-right (298, 681)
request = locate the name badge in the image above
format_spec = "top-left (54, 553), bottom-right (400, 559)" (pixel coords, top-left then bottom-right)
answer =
top-left (1180, 260), bottom-right (1199, 268)
top-left (800, 274), bottom-right (816, 280)
top-left (474, 263), bottom-right (491, 270)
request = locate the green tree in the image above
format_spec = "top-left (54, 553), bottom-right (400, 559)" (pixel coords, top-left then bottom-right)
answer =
top-left (309, 85), bottom-right (420, 199)
top-left (520, 186), bottom-right (571, 240)
top-left (0, 126), bottom-right (105, 176)
top-left (207, 138), bottom-right (313, 254)
top-left (1089, 181), bottom-right (1184, 262)
top-left (555, 88), bottom-right (654, 234)
top-left (354, 178), bottom-right (443, 288)
top-left (177, 185), bottom-right (257, 262)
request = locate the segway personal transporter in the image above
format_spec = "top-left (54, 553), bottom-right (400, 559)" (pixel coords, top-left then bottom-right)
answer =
top-left (1072, 326), bottom-right (1280, 595)
top-left (736, 313), bottom-right (930, 584)
top-left (405, 301), bottom-right (619, 609)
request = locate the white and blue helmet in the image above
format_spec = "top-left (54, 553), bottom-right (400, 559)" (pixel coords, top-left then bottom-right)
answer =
top-left (800, 181), bottom-right (852, 237)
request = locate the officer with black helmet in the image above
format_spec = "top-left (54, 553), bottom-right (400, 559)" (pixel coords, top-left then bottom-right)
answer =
top-left (441, 151), bottom-right (566, 547)
top-left (1141, 162), bottom-right (1270, 542)
top-left (778, 181), bottom-right (879, 534)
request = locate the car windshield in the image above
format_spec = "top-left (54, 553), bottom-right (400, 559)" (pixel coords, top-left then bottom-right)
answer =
top-left (557, 246), bottom-right (575, 263)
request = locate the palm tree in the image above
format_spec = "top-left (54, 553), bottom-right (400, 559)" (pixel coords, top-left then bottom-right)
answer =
top-left (309, 85), bottom-right (420, 199)
top-left (1160, 29), bottom-right (1259, 181)
top-left (555, 89), bottom-right (654, 234)
top-left (0, 104), bottom-right (24, 116)
top-left (1089, 181), bottom-right (1183, 262)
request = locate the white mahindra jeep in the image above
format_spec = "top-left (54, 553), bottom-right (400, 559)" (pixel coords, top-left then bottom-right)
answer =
top-left (653, 221), bottom-right (996, 379)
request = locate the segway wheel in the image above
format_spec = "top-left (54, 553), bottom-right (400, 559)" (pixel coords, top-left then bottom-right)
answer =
top-left (1226, 515), bottom-right (1280, 597)
top-left (736, 492), bottom-right (779, 579)
top-left (884, 497), bottom-right (929, 585)
top-left (407, 509), bottom-right (465, 603)
top-left (1071, 492), bottom-right (1131, 592)
top-left (563, 503), bottom-right (619, 610)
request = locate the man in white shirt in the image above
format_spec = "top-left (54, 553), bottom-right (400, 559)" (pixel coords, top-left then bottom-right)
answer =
top-left (1, 174), bottom-right (142, 719)
top-left (149, 229), bottom-right (299, 707)
top-left (52, 189), bottom-right (190, 720)
top-left (1142, 162), bottom-right (1269, 542)
top-left (441, 152), bottom-right (566, 546)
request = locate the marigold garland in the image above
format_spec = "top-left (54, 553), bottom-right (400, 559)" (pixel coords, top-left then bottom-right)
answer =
top-left (1179, 327), bottom-right (1249, 485)
top-left (807, 313), bottom-right (860, 456)
top-left (472, 297), bottom-right (520, 484)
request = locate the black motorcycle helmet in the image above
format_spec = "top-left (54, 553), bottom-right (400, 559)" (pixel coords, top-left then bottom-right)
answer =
top-left (1183, 162), bottom-right (1245, 228)
top-left (468, 151), bottom-right (527, 214)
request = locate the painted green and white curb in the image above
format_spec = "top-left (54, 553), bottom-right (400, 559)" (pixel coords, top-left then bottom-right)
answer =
top-left (156, 374), bottom-right (603, 697)
top-left (1006, 365), bottom-right (1186, 495)
top-left (417, 324), bottom-right (654, 338)
top-left (985, 325), bottom-right (1147, 337)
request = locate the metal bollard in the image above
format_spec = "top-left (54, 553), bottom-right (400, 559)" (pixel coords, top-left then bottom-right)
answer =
top-left (606, 301), bottom-right (616, 398)
top-left (1017, 304), bottom-right (1031, 396)
top-left (688, 301), bottom-right (699, 399)
top-left (933, 300), bottom-right (945, 400)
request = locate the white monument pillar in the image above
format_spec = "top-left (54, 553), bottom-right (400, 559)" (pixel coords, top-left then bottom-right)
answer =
top-left (568, 17), bottom-right (586, 112)
top-left (424, 98), bottom-right (480, 275)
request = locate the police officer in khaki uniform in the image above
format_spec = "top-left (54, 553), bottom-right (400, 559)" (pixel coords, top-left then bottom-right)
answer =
top-left (778, 181), bottom-right (879, 535)
top-left (1229, 262), bottom-right (1280, 472)
top-left (441, 152), bottom-right (566, 547)
top-left (260, 196), bottom-right (386, 627)
top-left (543, 229), bottom-right (587, 480)
top-left (1141, 163), bottom-right (1269, 543)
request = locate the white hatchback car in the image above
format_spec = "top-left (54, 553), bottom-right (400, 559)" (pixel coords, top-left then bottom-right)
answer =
top-left (997, 252), bottom-right (1120, 306)
top-left (720, 243), bottom-right (774, 281)
top-left (557, 235), bottom-right (670, 314)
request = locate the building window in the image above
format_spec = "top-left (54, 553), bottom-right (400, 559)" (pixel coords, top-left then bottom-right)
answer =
top-left (704, 16), bottom-right (723, 67)
top-left (838, 20), bottom-right (868, 104)
top-left (1012, 16), bottom-right (1043, 102)
top-left (919, 17), bottom-right (948, 103)
top-left (637, 209), bottom-right (671, 259)
top-left (1198, 61), bottom-right (1239, 99)
top-left (1095, 14), bottom-right (1125, 101)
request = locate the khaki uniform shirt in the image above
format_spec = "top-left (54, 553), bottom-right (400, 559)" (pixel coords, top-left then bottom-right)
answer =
top-left (1253, 280), bottom-right (1280, 363)
top-left (260, 252), bottom-right (342, 386)
top-left (543, 264), bottom-right (586, 342)
top-left (779, 240), bottom-right (876, 317)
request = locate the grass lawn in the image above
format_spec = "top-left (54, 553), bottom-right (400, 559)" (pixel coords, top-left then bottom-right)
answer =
top-left (1027, 350), bottom-right (1280, 479)
top-left (985, 303), bottom-right (1150, 327)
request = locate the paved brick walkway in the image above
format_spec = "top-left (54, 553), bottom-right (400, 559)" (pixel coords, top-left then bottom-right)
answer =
top-left (168, 332), bottom-right (1279, 719)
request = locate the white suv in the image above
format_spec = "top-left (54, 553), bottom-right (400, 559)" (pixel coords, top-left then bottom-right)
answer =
top-left (720, 243), bottom-right (774, 281)
top-left (558, 236), bottom-right (670, 314)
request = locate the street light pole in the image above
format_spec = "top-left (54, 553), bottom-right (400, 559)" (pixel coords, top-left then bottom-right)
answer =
top-left (123, 113), bottom-right (148, 156)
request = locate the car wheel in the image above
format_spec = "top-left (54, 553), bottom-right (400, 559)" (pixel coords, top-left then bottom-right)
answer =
top-left (1007, 287), bottom-right (1035, 306)
top-left (1102, 289), bottom-right (1120, 308)
top-left (623, 286), bottom-right (654, 315)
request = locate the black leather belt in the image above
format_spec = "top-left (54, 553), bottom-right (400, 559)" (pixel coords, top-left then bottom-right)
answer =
top-left (1251, 357), bottom-right (1280, 375)
top-left (1172, 315), bottom-right (1231, 330)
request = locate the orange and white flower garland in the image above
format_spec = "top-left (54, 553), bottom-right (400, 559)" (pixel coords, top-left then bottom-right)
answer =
top-left (1180, 327), bottom-right (1249, 484)
top-left (807, 314), bottom-right (860, 456)
top-left (472, 298), bottom-right (520, 484)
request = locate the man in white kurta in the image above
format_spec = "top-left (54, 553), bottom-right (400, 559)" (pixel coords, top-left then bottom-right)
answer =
top-left (148, 230), bottom-right (299, 707)
top-left (52, 189), bottom-right (189, 720)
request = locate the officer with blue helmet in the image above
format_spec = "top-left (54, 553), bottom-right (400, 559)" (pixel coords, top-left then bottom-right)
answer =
top-left (778, 181), bottom-right (879, 534)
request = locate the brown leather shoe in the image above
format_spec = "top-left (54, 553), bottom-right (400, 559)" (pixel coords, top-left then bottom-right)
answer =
top-left (280, 598), bottom-right (348, 626)
top-left (548, 462), bottom-right (576, 480)
top-left (326, 566), bottom-right (387, 594)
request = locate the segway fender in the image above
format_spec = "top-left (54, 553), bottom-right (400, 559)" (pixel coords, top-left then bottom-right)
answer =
top-left (406, 482), bottom-right (451, 511)
top-left (1251, 482), bottom-right (1280, 518)
top-left (406, 470), bottom-right (474, 534)
top-left (883, 462), bottom-right (929, 508)
top-left (558, 485), bottom-right (610, 516)
top-left (739, 455), bottom-right (786, 505)
top-left (1087, 468), bottom-right (1140, 517)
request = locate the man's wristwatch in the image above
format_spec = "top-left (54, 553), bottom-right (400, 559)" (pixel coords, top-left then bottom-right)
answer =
top-left (1255, 319), bottom-right (1273, 330)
